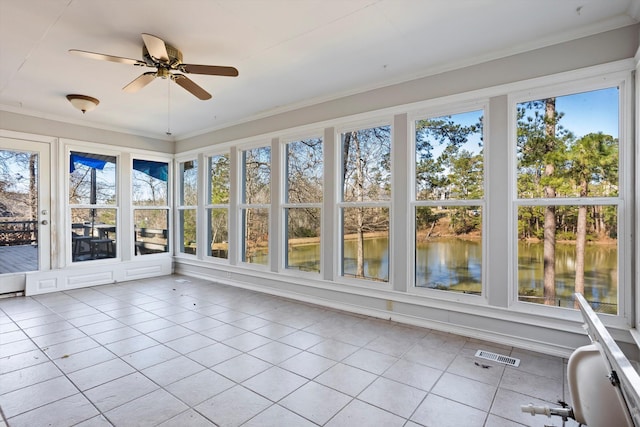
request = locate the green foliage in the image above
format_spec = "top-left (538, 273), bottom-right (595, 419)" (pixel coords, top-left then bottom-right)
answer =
top-left (449, 207), bottom-right (481, 235)
top-left (415, 113), bottom-right (483, 202)
top-left (448, 150), bottom-right (483, 199)
top-left (516, 97), bottom-right (619, 242)
top-left (416, 206), bottom-right (442, 229)
top-left (210, 154), bottom-right (230, 204)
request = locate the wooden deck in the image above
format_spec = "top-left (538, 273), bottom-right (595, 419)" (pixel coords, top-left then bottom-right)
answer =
top-left (0, 245), bottom-right (38, 274)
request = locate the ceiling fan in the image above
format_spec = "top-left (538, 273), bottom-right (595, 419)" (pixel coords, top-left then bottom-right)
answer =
top-left (69, 33), bottom-right (238, 100)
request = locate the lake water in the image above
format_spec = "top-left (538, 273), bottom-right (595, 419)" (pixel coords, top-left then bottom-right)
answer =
top-left (287, 237), bottom-right (618, 312)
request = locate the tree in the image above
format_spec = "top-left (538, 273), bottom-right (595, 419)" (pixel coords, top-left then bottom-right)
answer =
top-left (208, 154), bottom-right (230, 256)
top-left (0, 150), bottom-right (37, 220)
top-left (415, 116), bottom-right (481, 201)
top-left (542, 100), bottom-right (557, 305)
top-left (415, 114), bottom-right (483, 241)
top-left (0, 150), bottom-right (38, 245)
top-left (242, 147), bottom-right (270, 262)
top-left (342, 126), bottom-right (390, 279)
top-left (344, 131), bottom-right (366, 277)
top-left (286, 138), bottom-right (323, 259)
top-left (287, 138), bottom-right (323, 204)
top-left (210, 155), bottom-right (230, 205)
top-left (517, 98), bottom-right (571, 305)
top-left (566, 132), bottom-right (617, 303)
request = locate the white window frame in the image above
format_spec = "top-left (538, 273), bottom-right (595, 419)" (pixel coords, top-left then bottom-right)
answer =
top-left (175, 156), bottom-right (198, 257)
top-left (335, 117), bottom-right (393, 289)
top-left (237, 140), bottom-right (272, 270)
top-left (408, 102), bottom-right (489, 303)
top-left (131, 155), bottom-right (172, 258)
top-left (66, 144), bottom-right (121, 265)
top-left (507, 70), bottom-right (633, 328)
top-left (280, 132), bottom-right (324, 278)
top-left (205, 151), bottom-right (231, 263)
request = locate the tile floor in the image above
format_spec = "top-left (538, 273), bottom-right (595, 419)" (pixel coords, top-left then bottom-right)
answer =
top-left (0, 275), bottom-right (576, 427)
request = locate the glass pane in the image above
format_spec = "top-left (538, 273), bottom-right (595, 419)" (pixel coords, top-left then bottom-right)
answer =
top-left (242, 208), bottom-right (268, 265)
top-left (209, 154), bottom-right (230, 204)
top-left (243, 147), bottom-right (270, 204)
top-left (517, 205), bottom-right (617, 313)
top-left (134, 209), bottom-right (168, 255)
top-left (415, 110), bottom-right (483, 201)
top-left (342, 126), bottom-right (391, 202)
top-left (285, 208), bottom-right (320, 273)
top-left (286, 138), bottom-right (323, 203)
top-left (342, 207), bottom-right (389, 282)
top-left (0, 150), bottom-right (38, 273)
top-left (517, 88), bottom-right (619, 199)
top-left (208, 208), bottom-right (228, 259)
top-left (180, 160), bottom-right (198, 206)
top-left (69, 151), bottom-right (117, 205)
top-left (133, 159), bottom-right (168, 206)
top-left (180, 209), bottom-right (197, 255)
top-left (71, 208), bottom-right (117, 262)
top-left (415, 206), bottom-right (482, 294)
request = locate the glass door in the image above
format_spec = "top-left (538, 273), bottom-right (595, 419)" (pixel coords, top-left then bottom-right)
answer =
top-left (0, 138), bottom-right (51, 293)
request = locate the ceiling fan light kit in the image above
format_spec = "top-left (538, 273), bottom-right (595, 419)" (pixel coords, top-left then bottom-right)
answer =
top-left (70, 33), bottom-right (238, 100)
top-left (66, 94), bottom-right (99, 113)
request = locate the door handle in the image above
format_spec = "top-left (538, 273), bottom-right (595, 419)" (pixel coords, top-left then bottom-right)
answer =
top-left (41, 220), bottom-right (48, 225)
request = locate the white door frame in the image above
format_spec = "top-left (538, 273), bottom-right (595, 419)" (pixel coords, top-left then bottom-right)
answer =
top-left (0, 134), bottom-right (53, 293)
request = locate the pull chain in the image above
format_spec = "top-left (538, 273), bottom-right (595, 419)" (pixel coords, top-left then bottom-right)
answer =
top-left (166, 78), bottom-right (172, 136)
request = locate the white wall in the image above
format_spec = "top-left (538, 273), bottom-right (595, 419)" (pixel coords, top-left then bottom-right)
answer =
top-left (177, 25), bottom-right (639, 152)
top-left (0, 111), bottom-right (173, 154)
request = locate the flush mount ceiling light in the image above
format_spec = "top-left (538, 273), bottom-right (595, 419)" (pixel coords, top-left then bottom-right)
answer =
top-left (66, 94), bottom-right (99, 113)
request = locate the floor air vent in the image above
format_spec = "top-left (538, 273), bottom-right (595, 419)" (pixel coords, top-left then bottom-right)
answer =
top-left (475, 350), bottom-right (520, 367)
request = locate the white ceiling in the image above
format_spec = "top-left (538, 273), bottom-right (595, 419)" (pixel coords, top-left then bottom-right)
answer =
top-left (1, 0), bottom-right (638, 141)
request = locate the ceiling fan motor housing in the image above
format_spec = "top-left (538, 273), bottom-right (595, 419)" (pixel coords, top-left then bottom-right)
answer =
top-left (142, 43), bottom-right (183, 69)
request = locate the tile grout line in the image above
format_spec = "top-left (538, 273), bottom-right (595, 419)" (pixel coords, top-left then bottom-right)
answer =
top-left (0, 295), bottom-right (110, 425)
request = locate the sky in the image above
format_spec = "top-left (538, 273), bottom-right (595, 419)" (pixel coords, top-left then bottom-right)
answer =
top-left (420, 86), bottom-right (619, 162)
top-left (418, 109), bottom-right (484, 161)
top-left (554, 87), bottom-right (619, 138)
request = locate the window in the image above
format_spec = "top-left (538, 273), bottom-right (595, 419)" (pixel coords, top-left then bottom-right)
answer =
top-left (207, 153), bottom-right (230, 259)
top-left (515, 87), bottom-right (621, 314)
top-left (132, 159), bottom-right (169, 256)
top-left (69, 151), bottom-right (117, 262)
top-left (240, 146), bottom-right (270, 265)
top-left (339, 124), bottom-right (390, 282)
top-left (413, 110), bottom-right (484, 294)
top-left (178, 159), bottom-right (197, 255)
top-left (284, 137), bottom-right (323, 273)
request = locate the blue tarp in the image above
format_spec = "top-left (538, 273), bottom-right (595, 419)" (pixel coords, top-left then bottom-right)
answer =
top-left (70, 154), bottom-right (107, 173)
top-left (133, 159), bottom-right (168, 182)
top-left (70, 153), bottom-right (168, 182)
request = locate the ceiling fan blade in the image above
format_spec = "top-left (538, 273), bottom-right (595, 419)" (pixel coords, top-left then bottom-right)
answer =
top-left (141, 33), bottom-right (169, 63)
top-left (123, 72), bottom-right (157, 93)
top-left (172, 74), bottom-right (212, 100)
top-left (182, 64), bottom-right (239, 77)
top-left (69, 49), bottom-right (145, 66)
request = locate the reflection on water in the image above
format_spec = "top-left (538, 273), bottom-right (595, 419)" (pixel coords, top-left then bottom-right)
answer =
top-left (416, 239), bottom-right (482, 293)
top-left (287, 243), bottom-right (321, 273)
top-left (258, 237), bottom-right (618, 312)
top-left (518, 241), bottom-right (617, 312)
top-left (343, 238), bottom-right (389, 281)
